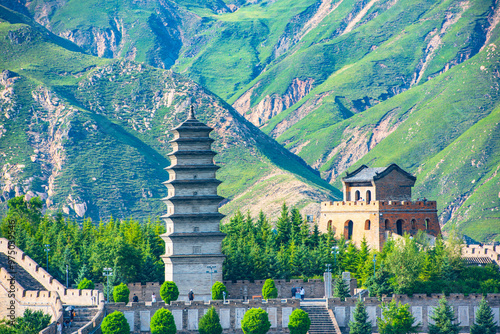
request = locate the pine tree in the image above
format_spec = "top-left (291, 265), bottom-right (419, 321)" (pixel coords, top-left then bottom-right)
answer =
top-left (75, 264), bottom-right (89, 286)
top-left (290, 208), bottom-right (302, 244)
top-left (349, 299), bottom-right (372, 334)
top-left (310, 224), bottom-right (320, 248)
top-left (333, 277), bottom-right (350, 301)
top-left (429, 297), bottom-right (460, 334)
top-left (470, 298), bottom-right (497, 334)
top-left (343, 243), bottom-right (359, 274)
top-left (276, 203), bottom-right (291, 246)
top-left (378, 300), bottom-right (419, 334)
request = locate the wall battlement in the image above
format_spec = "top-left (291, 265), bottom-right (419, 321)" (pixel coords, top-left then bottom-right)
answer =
top-left (321, 200), bottom-right (437, 211)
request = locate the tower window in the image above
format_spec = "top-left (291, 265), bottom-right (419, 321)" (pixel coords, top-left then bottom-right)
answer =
top-left (193, 246), bottom-right (201, 254)
top-left (424, 218), bottom-right (430, 230)
top-left (355, 190), bottom-right (360, 201)
top-left (194, 227), bottom-right (199, 232)
top-left (365, 220), bottom-right (371, 230)
top-left (411, 219), bottom-right (416, 230)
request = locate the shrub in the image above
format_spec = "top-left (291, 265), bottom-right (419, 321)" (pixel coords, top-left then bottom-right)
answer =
top-left (261, 279), bottom-right (277, 299)
top-left (150, 308), bottom-right (176, 334)
top-left (378, 300), bottom-right (419, 334)
top-left (113, 283), bottom-right (130, 303)
top-left (160, 281), bottom-right (179, 304)
top-left (212, 281), bottom-right (227, 300)
top-left (199, 307), bottom-right (223, 334)
top-left (102, 311), bottom-right (130, 334)
top-left (77, 278), bottom-right (95, 290)
top-left (15, 309), bottom-right (52, 334)
top-left (241, 308), bottom-right (271, 334)
top-left (288, 309), bottom-right (311, 334)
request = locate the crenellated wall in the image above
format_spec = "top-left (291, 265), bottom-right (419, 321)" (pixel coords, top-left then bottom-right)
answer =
top-left (0, 238), bottom-right (105, 334)
top-left (328, 294), bottom-right (500, 333)
top-left (107, 298), bottom-right (300, 333)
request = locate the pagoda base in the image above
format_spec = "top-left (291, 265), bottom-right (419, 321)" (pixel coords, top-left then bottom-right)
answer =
top-left (162, 254), bottom-right (225, 301)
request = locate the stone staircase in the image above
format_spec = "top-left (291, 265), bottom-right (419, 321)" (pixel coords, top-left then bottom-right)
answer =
top-left (0, 252), bottom-right (45, 290)
top-left (62, 306), bottom-right (99, 334)
top-left (301, 301), bottom-right (337, 334)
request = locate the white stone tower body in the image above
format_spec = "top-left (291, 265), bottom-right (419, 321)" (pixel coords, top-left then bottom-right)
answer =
top-left (161, 107), bottom-right (225, 301)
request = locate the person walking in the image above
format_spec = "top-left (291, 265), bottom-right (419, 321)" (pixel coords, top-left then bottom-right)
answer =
top-left (152, 293), bottom-right (156, 303)
top-left (132, 294), bottom-right (139, 302)
top-left (188, 289), bottom-right (194, 301)
top-left (291, 286), bottom-right (297, 298)
top-left (300, 287), bottom-right (305, 300)
top-left (57, 322), bottom-right (62, 334)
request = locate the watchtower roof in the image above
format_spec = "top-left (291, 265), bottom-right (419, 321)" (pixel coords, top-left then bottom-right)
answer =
top-left (343, 163), bottom-right (416, 182)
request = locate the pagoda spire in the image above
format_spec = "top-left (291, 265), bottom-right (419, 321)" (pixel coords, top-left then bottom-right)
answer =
top-left (187, 105), bottom-right (196, 120)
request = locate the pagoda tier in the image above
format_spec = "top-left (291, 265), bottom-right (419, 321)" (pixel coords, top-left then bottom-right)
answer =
top-left (161, 106), bottom-right (225, 301)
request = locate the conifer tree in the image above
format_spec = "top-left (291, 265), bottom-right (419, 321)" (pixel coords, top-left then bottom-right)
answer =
top-left (429, 297), bottom-right (460, 334)
top-left (290, 208), bottom-right (302, 243)
top-left (333, 277), bottom-right (350, 301)
top-left (343, 243), bottom-right (359, 274)
top-left (276, 203), bottom-right (291, 246)
top-left (349, 299), bottom-right (372, 334)
top-left (309, 224), bottom-right (320, 248)
top-left (470, 298), bottom-right (497, 334)
top-left (378, 300), bottom-right (419, 334)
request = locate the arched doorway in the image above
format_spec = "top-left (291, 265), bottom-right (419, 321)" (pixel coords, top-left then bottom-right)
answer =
top-left (384, 219), bottom-right (390, 230)
top-left (411, 219), bottom-right (416, 230)
top-left (366, 190), bottom-right (372, 203)
top-left (355, 190), bottom-right (360, 201)
top-left (425, 218), bottom-right (430, 230)
top-left (344, 220), bottom-right (354, 240)
top-left (396, 219), bottom-right (404, 235)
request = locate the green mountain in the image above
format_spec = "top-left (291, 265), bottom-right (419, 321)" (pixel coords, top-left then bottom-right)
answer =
top-left (0, 6), bottom-right (338, 222)
top-left (0, 0), bottom-right (499, 241)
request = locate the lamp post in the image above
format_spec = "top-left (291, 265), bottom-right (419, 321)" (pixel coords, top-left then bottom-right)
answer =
top-left (102, 268), bottom-right (113, 303)
top-left (331, 246), bottom-right (339, 273)
top-left (66, 264), bottom-right (69, 288)
top-left (373, 254), bottom-right (377, 277)
top-left (44, 244), bottom-right (50, 271)
top-left (324, 263), bottom-right (332, 298)
top-left (206, 266), bottom-right (217, 296)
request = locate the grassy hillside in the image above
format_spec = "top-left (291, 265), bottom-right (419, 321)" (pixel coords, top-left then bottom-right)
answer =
top-left (0, 10), bottom-right (339, 222)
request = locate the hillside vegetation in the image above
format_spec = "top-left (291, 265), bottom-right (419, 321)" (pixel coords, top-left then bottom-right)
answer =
top-left (0, 7), bottom-right (338, 221)
top-left (0, 0), bottom-right (499, 241)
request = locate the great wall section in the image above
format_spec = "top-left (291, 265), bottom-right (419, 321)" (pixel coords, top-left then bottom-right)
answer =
top-left (0, 237), bottom-right (499, 333)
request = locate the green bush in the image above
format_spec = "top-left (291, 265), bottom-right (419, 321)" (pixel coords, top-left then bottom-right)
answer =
top-left (199, 307), bottom-right (223, 334)
top-left (241, 308), bottom-right (271, 334)
top-left (77, 278), bottom-right (95, 290)
top-left (160, 281), bottom-right (179, 304)
top-left (102, 311), bottom-right (130, 334)
top-left (288, 309), bottom-right (311, 334)
top-left (212, 281), bottom-right (227, 300)
top-left (151, 308), bottom-right (176, 334)
top-left (113, 283), bottom-right (130, 303)
top-left (261, 279), bottom-right (277, 299)
top-left (15, 309), bottom-right (52, 334)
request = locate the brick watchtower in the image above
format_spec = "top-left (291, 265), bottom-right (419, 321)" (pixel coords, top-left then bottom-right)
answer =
top-left (161, 107), bottom-right (225, 301)
top-left (319, 164), bottom-right (441, 250)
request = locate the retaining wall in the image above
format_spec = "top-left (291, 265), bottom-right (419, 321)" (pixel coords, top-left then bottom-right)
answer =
top-left (107, 298), bottom-right (300, 334)
top-left (328, 293), bottom-right (500, 333)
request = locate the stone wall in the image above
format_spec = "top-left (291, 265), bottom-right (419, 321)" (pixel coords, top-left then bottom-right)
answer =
top-left (107, 298), bottom-right (300, 334)
top-left (0, 238), bottom-right (105, 334)
top-left (113, 278), bottom-right (358, 303)
top-left (462, 244), bottom-right (500, 265)
top-left (328, 294), bottom-right (500, 333)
